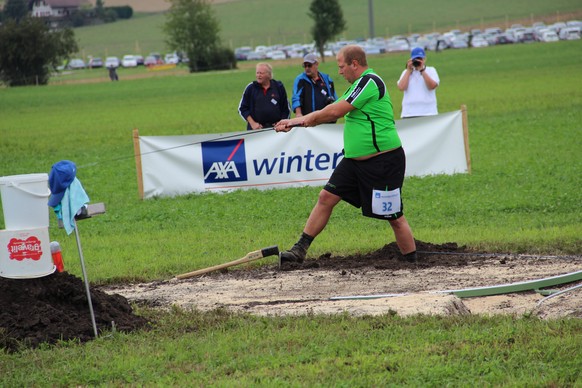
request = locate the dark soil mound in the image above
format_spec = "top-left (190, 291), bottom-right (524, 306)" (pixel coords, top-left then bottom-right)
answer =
top-left (0, 272), bottom-right (148, 352)
top-left (276, 240), bottom-right (474, 272)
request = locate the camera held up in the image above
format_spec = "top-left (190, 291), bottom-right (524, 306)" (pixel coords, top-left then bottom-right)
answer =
top-left (412, 59), bottom-right (421, 68)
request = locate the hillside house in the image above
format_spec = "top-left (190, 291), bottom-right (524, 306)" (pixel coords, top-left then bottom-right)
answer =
top-left (31, 0), bottom-right (89, 18)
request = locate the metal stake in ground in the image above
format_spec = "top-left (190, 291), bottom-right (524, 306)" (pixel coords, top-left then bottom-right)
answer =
top-left (73, 219), bottom-right (99, 338)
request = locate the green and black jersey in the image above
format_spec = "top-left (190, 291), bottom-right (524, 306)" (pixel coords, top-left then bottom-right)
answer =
top-left (340, 69), bottom-right (401, 158)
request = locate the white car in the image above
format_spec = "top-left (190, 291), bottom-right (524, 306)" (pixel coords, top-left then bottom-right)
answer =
top-left (164, 53), bottom-right (180, 64)
top-left (559, 27), bottom-right (581, 40)
top-left (267, 50), bottom-right (286, 60)
top-left (359, 43), bottom-right (382, 55)
top-left (470, 36), bottom-right (489, 48)
top-left (67, 58), bottom-right (86, 70)
top-left (246, 51), bottom-right (265, 61)
top-left (540, 31), bottom-right (559, 42)
top-left (385, 38), bottom-right (410, 52)
top-left (105, 56), bottom-right (120, 68)
top-left (121, 55), bottom-right (138, 68)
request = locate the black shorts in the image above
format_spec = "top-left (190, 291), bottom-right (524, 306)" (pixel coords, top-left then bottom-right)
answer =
top-left (324, 147), bottom-right (406, 220)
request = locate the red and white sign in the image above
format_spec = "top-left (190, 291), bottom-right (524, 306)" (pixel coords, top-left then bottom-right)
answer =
top-left (7, 236), bottom-right (43, 261)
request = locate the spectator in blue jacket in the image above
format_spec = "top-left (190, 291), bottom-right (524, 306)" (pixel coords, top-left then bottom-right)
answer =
top-left (238, 62), bottom-right (290, 130)
top-left (292, 54), bottom-right (337, 120)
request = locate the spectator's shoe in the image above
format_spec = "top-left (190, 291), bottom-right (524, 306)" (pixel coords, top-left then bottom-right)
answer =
top-left (279, 244), bottom-right (307, 265)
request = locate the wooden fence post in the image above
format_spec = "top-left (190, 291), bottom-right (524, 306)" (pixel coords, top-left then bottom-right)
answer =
top-left (461, 105), bottom-right (471, 174)
top-left (132, 128), bottom-right (144, 200)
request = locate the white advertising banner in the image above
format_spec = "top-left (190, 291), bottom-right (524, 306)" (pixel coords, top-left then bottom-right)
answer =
top-left (137, 110), bottom-right (468, 199)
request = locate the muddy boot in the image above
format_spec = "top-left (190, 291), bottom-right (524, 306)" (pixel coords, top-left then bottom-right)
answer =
top-left (398, 251), bottom-right (417, 263)
top-left (280, 244), bottom-right (307, 264)
top-left (279, 233), bottom-right (314, 265)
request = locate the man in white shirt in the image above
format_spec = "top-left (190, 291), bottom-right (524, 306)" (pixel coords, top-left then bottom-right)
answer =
top-left (397, 47), bottom-right (439, 118)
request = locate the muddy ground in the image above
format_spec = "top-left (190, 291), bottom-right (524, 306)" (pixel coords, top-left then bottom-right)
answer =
top-left (1, 241), bottom-right (580, 351)
top-left (109, 241), bottom-right (582, 319)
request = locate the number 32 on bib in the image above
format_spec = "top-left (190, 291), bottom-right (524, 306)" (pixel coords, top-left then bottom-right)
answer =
top-left (372, 188), bottom-right (401, 216)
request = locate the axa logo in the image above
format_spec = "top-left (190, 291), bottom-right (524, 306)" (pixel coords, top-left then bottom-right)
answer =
top-left (202, 139), bottom-right (248, 183)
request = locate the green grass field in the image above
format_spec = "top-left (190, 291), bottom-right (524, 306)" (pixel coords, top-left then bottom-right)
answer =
top-left (1, 312), bottom-right (580, 386)
top-left (0, 27), bottom-right (581, 385)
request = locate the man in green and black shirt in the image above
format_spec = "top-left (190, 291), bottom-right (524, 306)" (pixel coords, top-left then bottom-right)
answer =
top-left (275, 45), bottom-right (417, 265)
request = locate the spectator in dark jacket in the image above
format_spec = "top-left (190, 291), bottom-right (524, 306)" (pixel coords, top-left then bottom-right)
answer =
top-left (292, 54), bottom-right (337, 119)
top-left (238, 63), bottom-right (290, 130)
top-left (108, 65), bottom-right (118, 81)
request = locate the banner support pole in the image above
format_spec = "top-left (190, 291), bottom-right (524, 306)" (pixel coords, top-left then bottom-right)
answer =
top-left (132, 128), bottom-right (144, 200)
top-left (461, 105), bottom-right (471, 173)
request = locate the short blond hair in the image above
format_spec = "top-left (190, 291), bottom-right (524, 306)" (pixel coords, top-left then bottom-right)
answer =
top-left (256, 62), bottom-right (272, 76)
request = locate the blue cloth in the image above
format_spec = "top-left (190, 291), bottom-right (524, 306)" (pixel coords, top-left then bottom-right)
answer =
top-left (48, 160), bottom-right (77, 207)
top-left (58, 178), bottom-right (90, 235)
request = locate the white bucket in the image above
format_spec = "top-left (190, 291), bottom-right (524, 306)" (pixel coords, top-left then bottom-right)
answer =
top-left (0, 227), bottom-right (56, 279)
top-left (0, 173), bottom-right (51, 230)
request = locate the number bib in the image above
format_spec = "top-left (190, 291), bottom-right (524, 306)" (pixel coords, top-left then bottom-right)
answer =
top-left (372, 189), bottom-right (401, 216)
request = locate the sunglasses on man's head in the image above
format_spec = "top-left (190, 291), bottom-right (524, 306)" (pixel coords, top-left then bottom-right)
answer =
top-left (303, 63), bottom-right (314, 68)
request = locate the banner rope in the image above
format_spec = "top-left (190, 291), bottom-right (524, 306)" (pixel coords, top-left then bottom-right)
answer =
top-left (76, 127), bottom-right (276, 169)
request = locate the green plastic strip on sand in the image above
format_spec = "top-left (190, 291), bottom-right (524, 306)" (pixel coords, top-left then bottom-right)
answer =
top-left (437, 270), bottom-right (582, 298)
top-left (329, 270), bottom-right (582, 300)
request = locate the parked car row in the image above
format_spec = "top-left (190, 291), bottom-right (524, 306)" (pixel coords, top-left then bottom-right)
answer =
top-left (397, 20), bottom-right (580, 52)
top-left (67, 19), bottom-right (580, 72)
top-left (234, 19), bottom-right (581, 62)
top-left (64, 52), bottom-right (184, 70)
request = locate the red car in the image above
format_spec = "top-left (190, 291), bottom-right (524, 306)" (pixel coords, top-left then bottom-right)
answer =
top-left (144, 55), bottom-right (164, 67)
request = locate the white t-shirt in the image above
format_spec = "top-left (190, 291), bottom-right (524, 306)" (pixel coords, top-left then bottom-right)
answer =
top-left (398, 66), bottom-right (439, 118)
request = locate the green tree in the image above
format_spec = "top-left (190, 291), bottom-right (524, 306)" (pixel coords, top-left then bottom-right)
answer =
top-left (0, 18), bottom-right (78, 86)
top-left (95, 0), bottom-right (105, 18)
top-left (308, 0), bottom-right (346, 62)
top-left (163, 0), bottom-right (235, 72)
top-left (3, 0), bottom-right (28, 21)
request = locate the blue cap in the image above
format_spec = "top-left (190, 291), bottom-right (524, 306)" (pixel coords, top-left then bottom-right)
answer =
top-left (410, 47), bottom-right (426, 59)
top-left (48, 160), bottom-right (77, 207)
